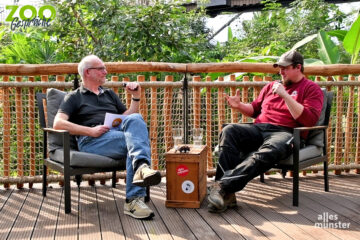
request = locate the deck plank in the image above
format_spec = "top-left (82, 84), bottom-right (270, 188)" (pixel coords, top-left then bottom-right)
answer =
top-left (0, 189), bottom-right (29, 240)
top-left (96, 186), bottom-right (126, 240)
top-left (243, 178), bottom-right (340, 240)
top-left (151, 183), bottom-right (197, 240)
top-left (0, 173), bottom-right (359, 240)
top-left (78, 186), bottom-right (102, 240)
top-left (7, 189), bottom-right (43, 240)
top-left (32, 188), bottom-right (62, 240)
top-left (55, 185), bottom-right (79, 240)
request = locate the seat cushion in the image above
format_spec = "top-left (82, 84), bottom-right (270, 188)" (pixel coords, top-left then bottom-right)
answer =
top-left (50, 149), bottom-right (126, 168)
top-left (46, 88), bottom-right (78, 151)
top-left (278, 145), bottom-right (323, 166)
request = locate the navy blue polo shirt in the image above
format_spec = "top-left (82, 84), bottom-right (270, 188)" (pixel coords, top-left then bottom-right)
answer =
top-left (58, 85), bottom-right (127, 127)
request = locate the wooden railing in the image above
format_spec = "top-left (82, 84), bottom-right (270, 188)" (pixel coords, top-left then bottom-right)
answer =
top-left (1, 62), bottom-right (360, 188)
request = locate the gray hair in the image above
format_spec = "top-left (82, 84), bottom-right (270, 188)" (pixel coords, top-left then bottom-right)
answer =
top-left (78, 55), bottom-right (102, 80)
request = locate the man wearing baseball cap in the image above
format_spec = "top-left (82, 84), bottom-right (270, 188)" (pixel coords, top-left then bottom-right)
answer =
top-left (208, 50), bottom-right (323, 213)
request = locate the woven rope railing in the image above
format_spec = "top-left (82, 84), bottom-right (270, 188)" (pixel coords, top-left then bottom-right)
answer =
top-left (1, 62), bottom-right (360, 188)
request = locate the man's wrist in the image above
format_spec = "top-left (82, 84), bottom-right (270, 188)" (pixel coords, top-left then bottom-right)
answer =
top-left (132, 97), bottom-right (141, 101)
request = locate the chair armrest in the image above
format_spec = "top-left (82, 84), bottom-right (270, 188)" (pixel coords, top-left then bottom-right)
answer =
top-left (41, 128), bottom-right (71, 168)
top-left (293, 125), bottom-right (327, 132)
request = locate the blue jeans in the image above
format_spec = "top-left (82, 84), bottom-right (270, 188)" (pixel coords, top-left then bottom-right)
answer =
top-left (77, 113), bottom-right (150, 199)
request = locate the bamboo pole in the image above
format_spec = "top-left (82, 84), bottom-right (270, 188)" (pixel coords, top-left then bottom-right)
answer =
top-left (28, 76), bottom-right (36, 188)
top-left (193, 76), bottom-right (201, 129)
top-left (253, 75), bottom-right (262, 99)
top-left (137, 75), bottom-right (148, 122)
top-left (242, 76), bottom-right (249, 123)
top-left (218, 76), bottom-right (225, 132)
top-left (111, 75), bottom-right (119, 94)
top-left (230, 74), bottom-right (238, 123)
top-left (206, 76), bottom-right (213, 169)
top-left (164, 75), bottom-right (173, 151)
top-left (2, 76), bottom-right (11, 189)
top-left (356, 76), bottom-right (360, 174)
top-left (334, 76), bottom-right (343, 175)
top-left (344, 75), bottom-right (355, 173)
top-left (2, 62), bottom-right (360, 76)
top-left (56, 75), bottom-right (65, 91)
top-left (150, 76), bottom-right (159, 170)
top-left (15, 76), bottom-right (24, 189)
top-left (123, 77), bottom-right (131, 108)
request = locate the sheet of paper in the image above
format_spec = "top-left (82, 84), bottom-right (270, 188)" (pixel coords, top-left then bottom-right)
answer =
top-left (104, 112), bottom-right (127, 128)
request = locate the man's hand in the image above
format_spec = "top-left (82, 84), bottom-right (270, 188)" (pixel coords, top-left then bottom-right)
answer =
top-left (272, 81), bottom-right (288, 98)
top-left (225, 89), bottom-right (242, 109)
top-left (90, 125), bottom-right (110, 137)
top-left (125, 82), bottom-right (141, 98)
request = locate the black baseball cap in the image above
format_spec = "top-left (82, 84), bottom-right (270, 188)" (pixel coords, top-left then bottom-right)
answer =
top-left (273, 50), bottom-right (304, 68)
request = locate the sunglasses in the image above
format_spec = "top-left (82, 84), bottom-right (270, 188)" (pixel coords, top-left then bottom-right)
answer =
top-left (88, 67), bottom-right (107, 71)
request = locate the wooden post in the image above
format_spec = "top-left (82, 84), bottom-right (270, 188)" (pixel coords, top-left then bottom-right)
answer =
top-left (253, 75), bottom-right (262, 99)
top-left (334, 76), bottom-right (343, 175)
top-left (242, 76), bottom-right (249, 123)
top-left (150, 76), bottom-right (159, 169)
top-left (56, 75), bottom-right (65, 91)
top-left (137, 75), bottom-right (148, 122)
top-left (28, 76), bottom-right (36, 188)
top-left (217, 76), bottom-right (225, 132)
top-left (111, 75), bottom-right (119, 94)
top-left (344, 75), bottom-right (355, 173)
top-left (164, 75), bottom-right (173, 151)
top-left (193, 76), bottom-right (201, 129)
top-left (2, 76), bottom-right (11, 189)
top-left (230, 74), bottom-right (238, 123)
top-left (356, 76), bottom-right (360, 174)
top-left (123, 77), bottom-right (131, 108)
top-left (16, 76), bottom-right (24, 189)
top-left (206, 76), bottom-right (213, 169)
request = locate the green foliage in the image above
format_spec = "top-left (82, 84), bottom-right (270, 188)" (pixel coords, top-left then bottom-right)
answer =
top-left (47, 0), bottom-right (216, 63)
top-left (343, 15), bottom-right (360, 64)
top-left (0, 26), bottom-right (64, 64)
top-left (222, 0), bottom-right (347, 62)
top-left (317, 30), bottom-right (339, 64)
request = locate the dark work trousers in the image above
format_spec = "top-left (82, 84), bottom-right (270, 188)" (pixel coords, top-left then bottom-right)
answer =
top-left (216, 123), bottom-right (293, 194)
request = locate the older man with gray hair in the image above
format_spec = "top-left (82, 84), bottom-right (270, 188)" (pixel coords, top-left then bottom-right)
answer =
top-left (53, 55), bottom-right (161, 220)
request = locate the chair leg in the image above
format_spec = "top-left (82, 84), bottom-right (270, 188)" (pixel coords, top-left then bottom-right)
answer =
top-left (112, 171), bottom-right (116, 188)
top-left (293, 168), bottom-right (299, 207)
top-left (64, 173), bottom-right (71, 214)
top-left (324, 161), bottom-right (329, 192)
top-left (42, 164), bottom-right (47, 197)
top-left (75, 175), bottom-right (82, 187)
top-left (145, 186), bottom-right (150, 202)
top-left (260, 173), bottom-right (265, 183)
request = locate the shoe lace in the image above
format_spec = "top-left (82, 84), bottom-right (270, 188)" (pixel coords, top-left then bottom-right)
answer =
top-left (133, 197), bottom-right (147, 209)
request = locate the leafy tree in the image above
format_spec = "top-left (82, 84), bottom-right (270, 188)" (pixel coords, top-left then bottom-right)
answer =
top-left (47, 0), bottom-right (216, 63)
top-left (222, 0), bottom-right (347, 62)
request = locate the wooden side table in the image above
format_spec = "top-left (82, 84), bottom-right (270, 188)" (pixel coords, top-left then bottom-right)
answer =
top-left (165, 145), bottom-right (207, 208)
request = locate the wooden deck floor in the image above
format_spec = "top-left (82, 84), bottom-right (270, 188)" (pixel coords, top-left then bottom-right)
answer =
top-left (1, 172), bottom-right (360, 240)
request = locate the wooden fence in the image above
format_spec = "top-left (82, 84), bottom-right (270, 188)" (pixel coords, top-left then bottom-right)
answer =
top-left (1, 62), bottom-right (360, 188)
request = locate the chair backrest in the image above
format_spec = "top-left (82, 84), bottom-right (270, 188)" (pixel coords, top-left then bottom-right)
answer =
top-left (36, 88), bottom-right (78, 151)
top-left (306, 89), bottom-right (333, 147)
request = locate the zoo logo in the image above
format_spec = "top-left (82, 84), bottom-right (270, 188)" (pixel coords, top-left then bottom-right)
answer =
top-left (5, 5), bottom-right (56, 30)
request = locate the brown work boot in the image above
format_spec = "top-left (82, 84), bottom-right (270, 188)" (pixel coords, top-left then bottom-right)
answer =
top-left (208, 192), bottom-right (237, 213)
top-left (207, 182), bottom-right (226, 210)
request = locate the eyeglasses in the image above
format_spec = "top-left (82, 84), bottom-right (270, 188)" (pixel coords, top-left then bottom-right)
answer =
top-left (87, 67), bottom-right (107, 71)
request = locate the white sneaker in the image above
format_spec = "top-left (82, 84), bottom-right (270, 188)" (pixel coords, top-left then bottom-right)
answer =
top-left (132, 164), bottom-right (161, 187)
top-left (124, 197), bottom-right (154, 219)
